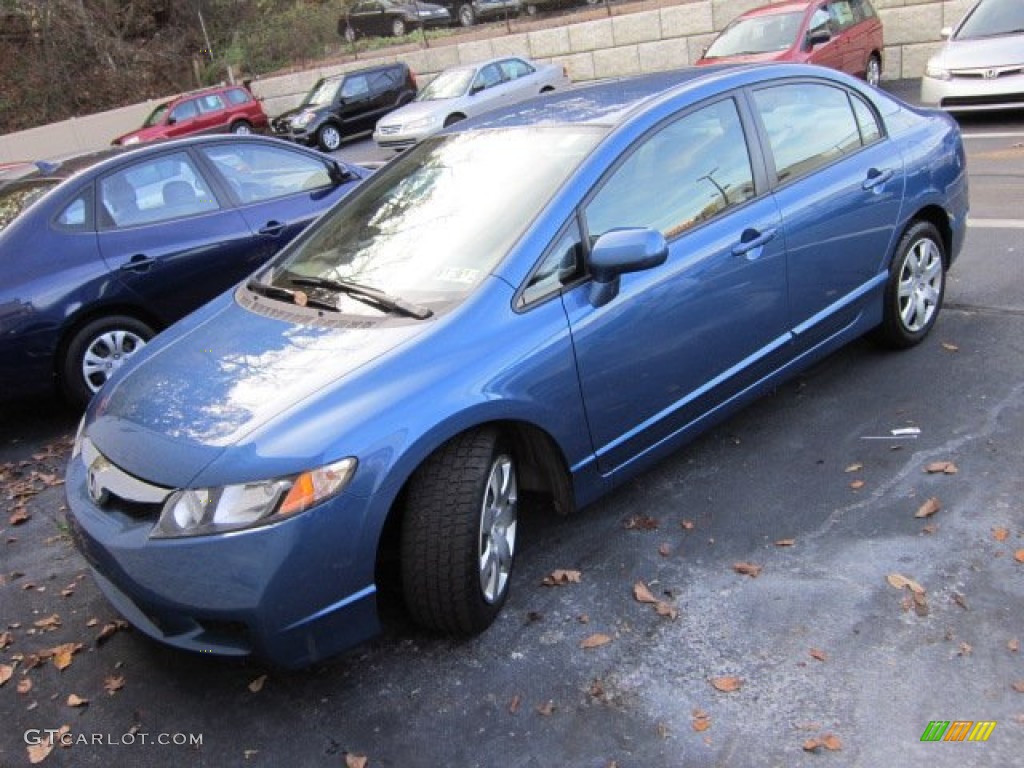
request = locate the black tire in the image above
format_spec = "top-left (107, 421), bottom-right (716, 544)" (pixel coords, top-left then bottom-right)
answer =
top-left (401, 428), bottom-right (518, 635)
top-left (443, 113), bottom-right (465, 128)
top-left (872, 220), bottom-right (946, 349)
top-left (391, 18), bottom-right (407, 36)
top-left (344, 25), bottom-right (357, 43)
top-left (317, 122), bottom-right (342, 152)
top-left (229, 119), bottom-right (253, 134)
top-left (865, 53), bottom-right (882, 87)
top-left (458, 3), bottom-right (476, 26)
top-left (62, 315), bottom-right (154, 408)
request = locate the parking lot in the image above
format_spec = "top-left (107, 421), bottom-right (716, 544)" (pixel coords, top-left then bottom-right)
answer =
top-left (2, 84), bottom-right (1023, 767)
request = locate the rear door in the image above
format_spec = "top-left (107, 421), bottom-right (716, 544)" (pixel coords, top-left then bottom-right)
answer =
top-left (336, 73), bottom-right (374, 134)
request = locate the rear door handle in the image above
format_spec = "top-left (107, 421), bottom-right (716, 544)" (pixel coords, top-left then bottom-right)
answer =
top-left (732, 227), bottom-right (777, 259)
top-left (862, 168), bottom-right (894, 190)
top-left (119, 254), bottom-right (155, 272)
top-left (259, 221), bottom-right (285, 236)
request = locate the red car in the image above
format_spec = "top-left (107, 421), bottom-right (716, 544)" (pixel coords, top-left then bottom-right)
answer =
top-left (697, 0), bottom-right (884, 86)
top-left (112, 84), bottom-right (269, 146)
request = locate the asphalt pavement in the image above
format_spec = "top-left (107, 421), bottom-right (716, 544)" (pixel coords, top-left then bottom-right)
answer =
top-left (1, 83), bottom-right (1023, 767)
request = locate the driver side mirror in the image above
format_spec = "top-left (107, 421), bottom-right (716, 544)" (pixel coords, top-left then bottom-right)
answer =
top-left (588, 228), bottom-right (668, 308)
top-left (327, 160), bottom-right (352, 185)
top-left (806, 27), bottom-right (831, 48)
top-left (167, 115), bottom-right (177, 125)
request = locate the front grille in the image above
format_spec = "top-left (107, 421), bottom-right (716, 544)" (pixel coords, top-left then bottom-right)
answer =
top-left (377, 125), bottom-right (401, 135)
top-left (942, 92), bottom-right (1024, 107)
top-left (951, 66), bottom-right (1024, 80)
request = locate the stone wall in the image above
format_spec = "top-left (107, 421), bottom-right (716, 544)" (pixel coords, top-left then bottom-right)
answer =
top-left (0, 0), bottom-right (975, 163)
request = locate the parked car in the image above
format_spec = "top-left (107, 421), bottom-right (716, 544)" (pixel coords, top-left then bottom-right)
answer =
top-left (66, 63), bottom-right (967, 668)
top-left (440, 0), bottom-right (521, 26)
top-left (272, 63), bottom-right (417, 152)
top-left (339, 0), bottom-right (451, 40)
top-left (697, 0), bottom-right (884, 86)
top-left (112, 84), bottom-right (269, 146)
top-left (0, 135), bottom-right (366, 406)
top-left (921, 0), bottom-right (1024, 112)
top-left (374, 56), bottom-right (569, 150)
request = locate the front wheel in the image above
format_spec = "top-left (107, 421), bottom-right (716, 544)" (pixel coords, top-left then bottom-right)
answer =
top-left (62, 315), bottom-right (154, 407)
top-left (344, 25), bottom-right (357, 43)
top-left (392, 18), bottom-right (407, 36)
top-left (872, 221), bottom-right (946, 349)
top-left (317, 123), bottom-right (342, 152)
top-left (458, 3), bottom-right (476, 26)
top-left (401, 428), bottom-right (518, 634)
top-left (865, 54), bottom-right (881, 87)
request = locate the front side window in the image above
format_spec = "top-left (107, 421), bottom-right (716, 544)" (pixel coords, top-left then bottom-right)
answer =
top-left (828, 0), bottom-right (857, 30)
top-left (264, 126), bottom-right (603, 312)
top-left (99, 152), bottom-right (219, 228)
top-left (473, 64), bottom-right (504, 91)
top-left (170, 99), bottom-right (199, 123)
top-left (752, 83), bottom-right (864, 184)
top-left (584, 99), bottom-right (755, 241)
top-left (202, 144), bottom-right (333, 203)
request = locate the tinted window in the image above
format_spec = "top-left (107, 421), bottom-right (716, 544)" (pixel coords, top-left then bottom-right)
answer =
top-left (170, 99), bottom-right (199, 122)
top-left (225, 88), bottom-right (252, 106)
top-left (585, 99), bottom-right (755, 241)
top-left (828, 1), bottom-right (857, 30)
top-left (341, 75), bottom-right (370, 99)
top-left (369, 71), bottom-right (395, 94)
top-left (202, 144), bottom-right (333, 203)
top-left (752, 84), bottom-right (863, 184)
top-left (99, 152), bottom-right (219, 228)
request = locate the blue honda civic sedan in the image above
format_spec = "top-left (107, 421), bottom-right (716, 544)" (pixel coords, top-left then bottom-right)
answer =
top-left (0, 135), bottom-right (366, 406)
top-left (66, 64), bottom-right (968, 668)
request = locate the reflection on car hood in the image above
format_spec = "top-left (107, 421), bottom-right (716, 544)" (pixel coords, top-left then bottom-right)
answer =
top-left (89, 297), bottom-right (428, 487)
top-left (380, 99), bottom-right (456, 127)
top-left (699, 50), bottom-right (789, 65)
top-left (932, 34), bottom-right (1024, 69)
top-left (112, 125), bottom-right (169, 144)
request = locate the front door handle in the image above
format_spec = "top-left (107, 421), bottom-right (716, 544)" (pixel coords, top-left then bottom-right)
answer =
top-left (119, 254), bottom-right (155, 272)
top-left (862, 168), bottom-right (894, 190)
top-left (732, 227), bottom-right (777, 260)
top-left (259, 221), bottom-right (286, 236)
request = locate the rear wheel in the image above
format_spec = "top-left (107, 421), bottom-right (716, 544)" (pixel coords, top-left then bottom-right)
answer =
top-left (392, 18), bottom-right (407, 36)
top-left (401, 428), bottom-right (518, 634)
top-left (62, 315), bottom-right (154, 407)
top-left (229, 120), bottom-right (253, 134)
top-left (873, 221), bottom-right (945, 348)
top-left (344, 25), bottom-right (357, 43)
top-left (865, 54), bottom-right (881, 87)
top-left (458, 3), bottom-right (476, 26)
top-left (317, 123), bottom-right (342, 152)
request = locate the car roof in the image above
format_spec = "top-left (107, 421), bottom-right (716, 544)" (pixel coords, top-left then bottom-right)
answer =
top-left (738, 1), bottom-right (813, 18)
top-left (323, 62), bottom-right (408, 81)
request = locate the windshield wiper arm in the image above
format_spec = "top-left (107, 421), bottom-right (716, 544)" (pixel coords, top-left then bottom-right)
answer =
top-left (289, 276), bottom-right (433, 320)
top-left (245, 279), bottom-right (338, 312)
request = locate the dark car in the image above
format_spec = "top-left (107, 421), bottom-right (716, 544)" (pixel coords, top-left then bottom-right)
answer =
top-left (340, 0), bottom-right (451, 40)
top-left (697, 0), bottom-right (885, 86)
top-left (67, 64), bottom-right (967, 668)
top-left (112, 84), bottom-right (270, 146)
top-left (0, 135), bottom-right (366, 406)
top-left (271, 63), bottom-right (417, 151)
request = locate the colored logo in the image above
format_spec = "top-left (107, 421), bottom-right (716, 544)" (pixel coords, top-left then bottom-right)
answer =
top-left (920, 721), bottom-right (996, 742)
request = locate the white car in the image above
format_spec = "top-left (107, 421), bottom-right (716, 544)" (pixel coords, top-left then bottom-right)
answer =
top-left (373, 56), bottom-right (570, 150)
top-left (921, 0), bottom-right (1024, 112)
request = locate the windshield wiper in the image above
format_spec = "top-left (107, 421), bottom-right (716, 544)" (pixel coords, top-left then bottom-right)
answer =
top-left (289, 276), bottom-right (433, 320)
top-left (245, 279), bottom-right (338, 312)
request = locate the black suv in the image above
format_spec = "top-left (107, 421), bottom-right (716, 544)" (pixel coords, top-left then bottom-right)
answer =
top-left (271, 63), bottom-right (417, 151)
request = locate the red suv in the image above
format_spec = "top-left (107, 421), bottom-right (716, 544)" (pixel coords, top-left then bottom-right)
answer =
top-left (697, 0), bottom-right (884, 86)
top-left (112, 84), bottom-right (270, 146)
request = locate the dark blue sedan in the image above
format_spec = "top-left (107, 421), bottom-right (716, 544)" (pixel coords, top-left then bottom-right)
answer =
top-left (0, 135), bottom-right (366, 406)
top-left (67, 64), bottom-right (968, 668)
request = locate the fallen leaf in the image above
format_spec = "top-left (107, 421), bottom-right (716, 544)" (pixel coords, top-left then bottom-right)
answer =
top-left (0, 630), bottom-right (11, 649)
top-left (657, 722), bottom-right (669, 739)
top-left (958, 642), bottom-right (972, 656)
top-left (27, 741), bottom-right (53, 764)
top-left (96, 620), bottom-right (128, 645)
top-left (844, 463), bottom-right (863, 473)
top-left (248, 674), bottom-right (268, 693)
top-left (809, 648), bottom-right (827, 662)
top-left (654, 601), bottom-right (678, 620)
top-left (633, 581), bottom-right (658, 605)
top-left (536, 700), bottom-right (556, 716)
top-left (914, 497), bottom-right (941, 519)
top-left (0, 664), bottom-right (14, 686)
top-left (941, 342), bottom-right (959, 352)
top-left (925, 461), bottom-right (958, 474)
top-left (588, 679), bottom-right (606, 700)
top-left (952, 593), bottom-right (969, 610)
top-left (508, 694), bottom-right (520, 713)
top-left (1008, 638), bottom-right (1019, 653)
top-left (67, 694), bottom-right (88, 707)
top-left (624, 514), bottom-right (659, 530)
top-left (691, 709), bottom-right (711, 732)
top-left (50, 643), bottom-right (82, 671)
top-left (1015, 550), bottom-right (1024, 564)
top-left (774, 538), bottom-right (796, 547)
top-left (886, 573), bottom-right (925, 594)
top-left (577, 613), bottom-right (589, 624)
top-left (913, 591), bottom-right (929, 617)
top-left (921, 524), bottom-right (938, 535)
top-left (9, 508), bottom-right (30, 525)
top-left (17, 677), bottom-right (32, 694)
top-left (658, 542), bottom-right (671, 557)
top-left (541, 569), bottom-right (581, 586)
top-left (104, 675), bottom-right (125, 694)
top-left (244, 750), bottom-right (259, 760)
top-left (345, 754), bottom-right (368, 768)
top-left (33, 614), bottom-right (61, 631)
top-left (732, 562), bottom-right (762, 578)
top-left (709, 676), bottom-right (742, 692)
top-left (849, 480), bottom-right (865, 490)
top-left (680, 520), bottom-right (695, 530)
top-left (1012, 681), bottom-right (1024, 693)
top-left (821, 734), bottom-right (843, 751)
top-left (993, 527), bottom-right (1010, 542)
top-left (580, 633), bottom-right (612, 650)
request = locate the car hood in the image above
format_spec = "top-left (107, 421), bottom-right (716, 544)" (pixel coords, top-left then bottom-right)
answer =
top-left (931, 34), bottom-right (1024, 69)
top-left (274, 105), bottom-right (323, 122)
top-left (112, 124), bottom-right (168, 145)
top-left (88, 295), bottom-right (430, 487)
top-left (698, 50), bottom-right (792, 66)
top-left (379, 99), bottom-right (455, 127)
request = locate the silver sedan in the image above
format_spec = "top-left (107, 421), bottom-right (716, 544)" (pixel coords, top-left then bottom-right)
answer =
top-left (373, 56), bottom-right (570, 150)
top-left (921, 0), bottom-right (1024, 112)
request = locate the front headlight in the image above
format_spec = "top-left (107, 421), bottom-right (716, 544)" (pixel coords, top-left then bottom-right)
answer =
top-left (925, 64), bottom-right (952, 81)
top-left (293, 110), bottom-right (315, 128)
top-left (122, 136), bottom-right (141, 145)
top-left (151, 457), bottom-right (357, 538)
top-left (405, 116), bottom-right (437, 132)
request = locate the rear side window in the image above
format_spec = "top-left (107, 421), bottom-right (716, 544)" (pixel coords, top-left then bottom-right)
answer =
top-left (197, 94), bottom-right (225, 113)
top-left (499, 59), bottom-right (534, 80)
top-left (225, 88), bottom-right (253, 105)
top-left (99, 152), bottom-right (219, 228)
top-left (752, 83), bottom-right (864, 184)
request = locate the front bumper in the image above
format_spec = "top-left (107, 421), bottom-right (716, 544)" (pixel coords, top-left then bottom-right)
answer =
top-left (65, 450), bottom-right (382, 668)
top-left (372, 124), bottom-right (434, 150)
top-left (921, 68), bottom-right (1024, 112)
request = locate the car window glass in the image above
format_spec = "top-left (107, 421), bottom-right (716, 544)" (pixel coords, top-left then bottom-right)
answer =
top-left (474, 64), bottom-right (503, 91)
top-left (500, 59), bottom-right (534, 80)
top-left (828, 1), bottom-right (856, 30)
top-left (369, 71), bottom-right (393, 94)
top-left (202, 144), bottom-right (332, 203)
top-left (521, 222), bottom-right (583, 307)
top-left (170, 99), bottom-right (198, 122)
top-left (956, 0), bottom-right (1024, 39)
top-left (55, 190), bottom-right (91, 231)
top-left (225, 88), bottom-right (251, 105)
top-left (808, 7), bottom-right (831, 35)
top-left (341, 75), bottom-right (370, 99)
top-left (197, 94), bottom-right (225, 113)
top-left (752, 83), bottom-right (863, 184)
top-left (850, 93), bottom-right (881, 144)
top-left (99, 151), bottom-right (219, 228)
top-left (584, 98), bottom-right (755, 241)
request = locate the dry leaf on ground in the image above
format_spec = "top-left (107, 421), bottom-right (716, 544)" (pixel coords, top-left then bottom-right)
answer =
top-left (104, 675), bottom-right (125, 694)
top-left (886, 573), bottom-right (925, 594)
top-left (17, 677), bottom-right (32, 694)
top-left (924, 461), bottom-right (958, 474)
top-left (580, 633), bottom-right (612, 650)
top-left (941, 342), bottom-right (959, 352)
top-left (774, 538), bottom-right (795, 547)
top-left (0, 631), bottom-right (11, 649)
top-left (803, 734), bottom-right (843, 752)
top-left (541, 569), bottom-right (581, 586)
top-left (692, 709), bottom-right (711, 732)
top-left (50, 643), bottom-right (82, 671)
top-left (809, 648), bottom-right (828, 662)
top-left (1008, 638), bottom-right (1019, 653)
top-left (733, 562), bottom-right (762, 578)
top-left (914, 497), bottom-right (941, 519)
top-left (248, 675), bottom-right (267, 693)
top-left (1015, 550), bottom-right (1024, 564)
top-left (0, 664), bottom-right (13, 686)
top-left (536, 700), bottom-right (556, 716)
top-left (680, 520), bottom-right (695, 530)
top-left (654, 601), bottom-right (679, 620)
top-left (1012, 681), bottom-right (1024, 693)
top-left (623, 514), bottom-right (659, 530)
top-left (27, 741), bottom-right (53, 765)
top-left (633, 581), bottom-right (657, 604)
top-left (67, 694), bottom-right (88, 707)
top-left (508, 694), bottom-right (520, 713)
top-left (345, 754), bottom-right (368, 768)
top-left (849, 480), bottom-right (865, 490)
top-left (658, 543), bottom-right (671, 557)
top-left (845, 463), bottom-right (863, 473)
top-left (709, 676), bottom-right (742, 692)
top-left (993, 527), bottom-right (1009, 542)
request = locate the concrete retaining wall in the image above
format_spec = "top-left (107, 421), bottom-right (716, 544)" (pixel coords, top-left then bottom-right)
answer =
top-left (0, 0), bottom-right (973, 163)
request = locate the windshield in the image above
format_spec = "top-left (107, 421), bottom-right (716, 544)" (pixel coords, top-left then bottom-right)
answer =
top-left (704, 12), bottom-right (803, 57)
top-left (0, 180), bottom-right (57, 232)
top-left (417, 69), bottom-right (475, 101)
top-left (955, 0), bottom-right (1024, 39)
top-left (263, 126), bottom-right (605, 313)
top-left (303, 79), bottom-right (340, 107)
top-left (143, 103), bottom-right (170, 127)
